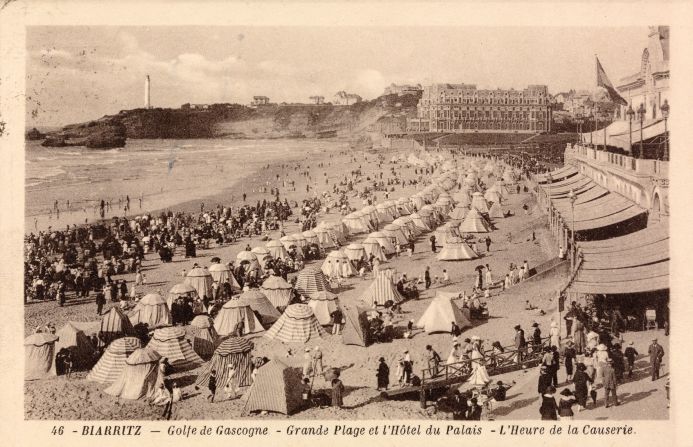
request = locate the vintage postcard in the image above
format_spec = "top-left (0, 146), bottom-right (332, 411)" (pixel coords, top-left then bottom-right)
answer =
top-left (1, 1), bottom-right (691, 446)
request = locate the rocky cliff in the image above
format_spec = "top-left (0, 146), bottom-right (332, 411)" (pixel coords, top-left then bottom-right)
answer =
top-left (38, 93), bottom-right (420, 148)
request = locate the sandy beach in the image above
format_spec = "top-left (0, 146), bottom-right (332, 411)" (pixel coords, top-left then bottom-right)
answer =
top-left (24, 144), bottom-right (669, 421)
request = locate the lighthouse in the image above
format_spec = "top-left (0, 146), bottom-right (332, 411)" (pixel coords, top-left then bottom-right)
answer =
top-left (144, 75), bottom-right (151, 109)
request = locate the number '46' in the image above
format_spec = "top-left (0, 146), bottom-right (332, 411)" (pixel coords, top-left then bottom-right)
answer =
top-left (51, 426), bottom-right (64, 435)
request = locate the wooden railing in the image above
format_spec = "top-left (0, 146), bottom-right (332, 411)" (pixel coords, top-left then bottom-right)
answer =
top-left (420, 336), bottom-right (551, 383)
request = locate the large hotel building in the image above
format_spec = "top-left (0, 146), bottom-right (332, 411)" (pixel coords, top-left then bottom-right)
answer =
top-left (408, 84), bottom-right (552, 133)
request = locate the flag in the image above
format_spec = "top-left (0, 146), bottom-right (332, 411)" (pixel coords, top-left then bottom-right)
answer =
top-left (596, 56), bottom-right (628, 106)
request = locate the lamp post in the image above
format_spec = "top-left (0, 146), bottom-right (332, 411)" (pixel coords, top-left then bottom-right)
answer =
top-left (660, 99), bottom-right (669, 161)
top-left (603, 112), bottom-right (608, 152)
top-left (588, 112), bottom-right (594, 147)
top-left (637, 102), bottom-right (646, 159)
top-left (567, 188), bottom-right (577, 271)
top-left (547, 172), bottom-right (553, 214)
top-left (626, 105), bottom-right (635, 155)
top-left (593, 108), bottom-right (598, 149)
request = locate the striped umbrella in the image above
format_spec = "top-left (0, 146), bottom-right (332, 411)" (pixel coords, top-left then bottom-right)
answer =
top-left (294, 266), bottom-right (332, 300)
top-left (147, 326), bottom-right (204, 371)
top-left (196, 337), bottom-right (254, 389)
top-left (87, 337), bottom-right (141, 384)
top-left (264, 304), bottom-right (326, 343)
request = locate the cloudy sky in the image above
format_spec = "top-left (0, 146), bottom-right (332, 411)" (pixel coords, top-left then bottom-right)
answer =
top-left (26, 26), bottom-right (651, 126)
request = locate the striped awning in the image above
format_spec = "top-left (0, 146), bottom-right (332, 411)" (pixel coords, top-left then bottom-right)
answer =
top-left (567, 225), bottom-right (669, 294)
top-left (535, 165), bottom-right (579, 183)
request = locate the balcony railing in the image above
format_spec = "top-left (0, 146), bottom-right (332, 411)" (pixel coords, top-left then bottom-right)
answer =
top-left (566, 144), bottom-right (668, 177)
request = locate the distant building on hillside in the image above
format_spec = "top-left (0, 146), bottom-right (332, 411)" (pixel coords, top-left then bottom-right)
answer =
top-left (309, 96), bottom-right (325, 105)
top-left (333, 91), bottom-right (362, 106)
top-left (408, 83), bottom-right (551, 133)
top-left (383, 83), bottom-right (423, 97)
top-left (251, 96), bottom-right (270, 107)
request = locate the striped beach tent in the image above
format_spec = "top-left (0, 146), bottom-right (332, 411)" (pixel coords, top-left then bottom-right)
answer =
top-left (236, 250), bottom-right (263, 274)
top-left (368, 231), bottom-right (396, 255)
top-left (382, 224), bottom-right (408, 246)
top-left (307, 291), bottom-right (340, 325)
top-left (301, 230), bottom-right (319, 246)
top-left (294, 266), bottom-right (332, 300)
top-left (185, 267), bottom-right (214, 300)
top-left (361, 273), bottom-right (404, 306)
top-left (266, 239), bottom-right (290, 260)
top-left (313, 227), bottom-right (336, 249)
top-left (321, 250), bottom-right (357, 277)
top-left (471, 192), bottom-right (490, 214)
top-left (410, 212), bottom-right (431, 231)
top-left (100, 306), bottom-right (134, 344)
top-left (238, 290), bottom-right (281, 325)
top-left (489, 201), bottom-right (505, 219)
top-left (166, 283), bottom-right (197, 310)
top-left (55, 322), bottom-right (96, 369)
top-left (209, 263), bottom-right (241, 289)
top-left (130, 293), bottom-right (171, 328)
top-left (343, 243), bottom-right (367, 263)
top-left (196, 337), bottom-right (254, 389)
top-left (437, 236), bottom-right (479, 261)
top-left (147, 326), bottom-right (204, 371)
top-left (458, 208), bottom-right (492, 233)
top-left (87, 337), bottom-right (141, 384)
top-left (242, 358), bottom-right (303, 415)
top-left (279, 234), bottom-right (299, 250)
top-left (104, 347), bottom-right (161, 400)
top-left (265, 304), bottom-right (326, 343)
top-left (24, 333), bottom-right (58, 380)
top-left (260, 275), bottom-right (293, 309)
top-left (189, 315), bottom-right (218, 360)
top-left (341, 305), bottom-right (371, 347)
top-left (214, 298), bottom-right (265, 336)
top-left (484, 188), bottom-right (502, 205)
top-left (362, 237), bottom-right (387, 262)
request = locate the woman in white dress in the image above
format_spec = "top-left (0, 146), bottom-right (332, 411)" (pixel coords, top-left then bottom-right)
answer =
top-left (224, 366), bottom-right (238, 400)
top-left (446, 342), bottom-right (461, 365)
top-left (330, 260), bottom-right (341, 281)
top-left (549, 321), bottom-right (560, 348)
top-left (469, 340), bottom-right (491, 387)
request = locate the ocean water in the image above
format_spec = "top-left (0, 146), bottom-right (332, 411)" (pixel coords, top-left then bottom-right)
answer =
top-left (25, 138), bottom-right (346, 229)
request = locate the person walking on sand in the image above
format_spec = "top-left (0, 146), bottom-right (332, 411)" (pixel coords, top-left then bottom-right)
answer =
top-left (624, 341), bottom-right (639, 378)
top-left (539, 385), bottom-right (558, 420)
top-left (603, 358), bottom-right (620, 407)
top-left (312, 346), bottom-right (324, 378)
top-left (424, 266), bottom-right (431, 290)
top-left (648, 338), bottom-right (665, 381)
top-left (485, 265), bottom-right (493, 287)
top-left (485, 236), bottom-right (492, 253)
top-left (430, 235), bottom-right (437, 253)
top-left (302, 348), bottom-right (313, 379)
top-left (376, 357), bottom-right (390, 391)
top-left (331, 377), bottom-right (345, 408)
top-left (207, 369), bottom-right (217, 403)
top-left (572, 363), bottom-right (591, 411)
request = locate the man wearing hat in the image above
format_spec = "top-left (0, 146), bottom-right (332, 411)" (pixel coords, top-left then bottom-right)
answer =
top-left (514, 325), bottom-right (526, 364)
top-left (531, 322), bottom-right (542, 351)
top-left (648, 338), bottom-right (665, 381)
top-left (602, 358), bottom-right (619, 407)
top-left (624, 341), bottom-right (639, 379)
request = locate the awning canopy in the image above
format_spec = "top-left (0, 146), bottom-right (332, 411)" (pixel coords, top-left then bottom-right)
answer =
top-left (535, 166), bottom-right (579, 184)
top-left (580, 119), bottom-right (666, 152)
top-left (540, 177), bottom-right (647, 233)
top-left (566, 225), bottom-right (669, 295)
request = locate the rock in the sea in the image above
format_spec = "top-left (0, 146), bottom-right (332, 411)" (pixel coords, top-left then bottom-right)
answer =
top-left (26, 127), bottom-right (45, 140)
